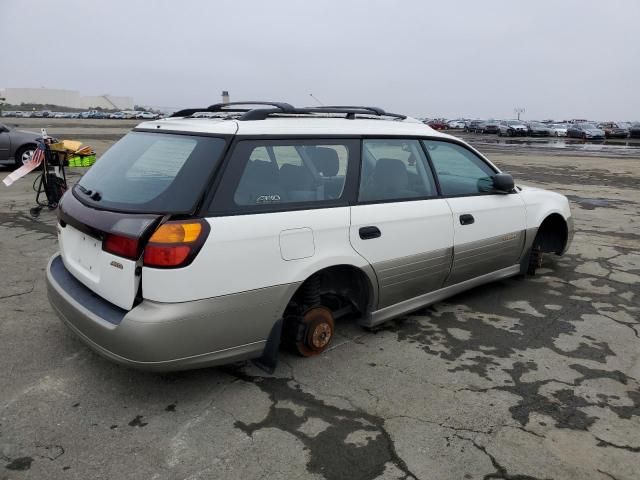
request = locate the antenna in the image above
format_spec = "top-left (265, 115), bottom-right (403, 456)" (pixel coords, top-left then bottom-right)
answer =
top-left (309, 93), bottom-right (324, 106)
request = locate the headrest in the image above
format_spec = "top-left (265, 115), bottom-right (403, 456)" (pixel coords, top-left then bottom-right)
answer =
top-left (280, 164), bottom-right (313, 188)
top-left (244, 159), bottom-right (278, 183)
top-left (372, 158), bottom-right (408, 188)
top-left (312, 147), bottom-right (340, 177)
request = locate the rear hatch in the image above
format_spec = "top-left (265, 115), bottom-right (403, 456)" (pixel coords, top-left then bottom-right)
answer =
top-left (58, 131), bottom-right (228, 310)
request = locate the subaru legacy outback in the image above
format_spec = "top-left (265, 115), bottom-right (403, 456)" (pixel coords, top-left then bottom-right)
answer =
top-left (46, 102), bottom-right (573, 371)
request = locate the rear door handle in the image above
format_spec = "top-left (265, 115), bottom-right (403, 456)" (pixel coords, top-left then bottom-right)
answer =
top-left (359, 226), bottom-right (381, 240)
top-left (459, 214), bottom-right (475, 225)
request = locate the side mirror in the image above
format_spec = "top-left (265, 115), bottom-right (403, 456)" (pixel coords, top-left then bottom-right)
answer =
top-left (492, 173), bottom-right (515, 193)
top-left (0, 124), bottom-right (8, 133)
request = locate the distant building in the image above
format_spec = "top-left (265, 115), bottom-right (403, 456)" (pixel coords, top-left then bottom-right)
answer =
top-left (0, 87), bottom-right (134, 110)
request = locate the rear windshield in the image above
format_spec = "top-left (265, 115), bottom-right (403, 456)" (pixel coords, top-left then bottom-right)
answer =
top-left (75, 132), bottom-right (226, 213)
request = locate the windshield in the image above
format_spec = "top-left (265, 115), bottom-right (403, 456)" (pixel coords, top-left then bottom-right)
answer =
top-left (529, 123), bottom-right (545, 128)
top-left (579, 123), bottom-right (597, 129)
top-left (75, 132), bottom-right (226, 213)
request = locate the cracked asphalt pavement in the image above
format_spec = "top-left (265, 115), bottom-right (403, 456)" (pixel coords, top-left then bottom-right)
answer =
top-left (0, 122), bottom-right (639, 480)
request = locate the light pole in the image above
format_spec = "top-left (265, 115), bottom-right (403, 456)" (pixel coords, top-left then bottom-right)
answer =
top-left (514, 107), bottom-right (525, 121)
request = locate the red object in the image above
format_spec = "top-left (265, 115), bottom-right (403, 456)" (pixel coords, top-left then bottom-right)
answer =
top-left (143, 245), bottom-right (191, 267)
top-left (427, 120), bottom-right (447, 130)
top-left (103, 234), bottom-right (139, 259)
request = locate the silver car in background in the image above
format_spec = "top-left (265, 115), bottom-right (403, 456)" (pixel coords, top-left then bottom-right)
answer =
top-left (498, 120), bottom-right (528, 136)
top-left (549, 124), bottom-right (568, 137)
top-left (567, 123), bottom-right (606, 139)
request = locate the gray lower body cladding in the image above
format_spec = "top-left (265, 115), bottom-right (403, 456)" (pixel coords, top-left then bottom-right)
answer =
top-left (374, 247), bottom-right (453, 309)
top-left (46, 254), bottom-right (299, 371)
top-left (363, 229), bottom-right (531, 327)
top-left (445, 230), bottom-right (526, 286)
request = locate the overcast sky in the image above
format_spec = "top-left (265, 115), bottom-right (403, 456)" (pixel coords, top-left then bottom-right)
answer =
top-left (2, 0), bottom-right (639, 120)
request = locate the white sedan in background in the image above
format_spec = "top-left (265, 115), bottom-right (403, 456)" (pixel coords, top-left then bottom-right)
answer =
top-left (550, 124), bottom-right (568, 137)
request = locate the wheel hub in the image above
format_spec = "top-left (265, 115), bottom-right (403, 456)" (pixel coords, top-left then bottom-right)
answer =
top-left (310, 323), bottom-right (332, 349)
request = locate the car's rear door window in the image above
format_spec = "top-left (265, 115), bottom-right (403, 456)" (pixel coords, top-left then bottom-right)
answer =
top-left (210, 139), bottom-right (358, 214)
top-left (75, 132), bottom-right (226, 213)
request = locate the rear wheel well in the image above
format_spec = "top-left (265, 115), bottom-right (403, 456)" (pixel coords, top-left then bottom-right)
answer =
top-left (284, 265), bottom-right (373, 319)
top-left (535, 213), bottom-right (568, 255)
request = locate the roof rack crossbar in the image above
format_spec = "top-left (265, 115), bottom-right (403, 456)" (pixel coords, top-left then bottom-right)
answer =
top-left (206, 101), bottom-right (295, 112)
top-left (171, 101), bottom-right (294, 118)
top-left (313, 105), bottom-right (387, 116)
top-left (297, 107), bottom-right (406, 120)
top-left (238, 106), bottom-right (407, 121)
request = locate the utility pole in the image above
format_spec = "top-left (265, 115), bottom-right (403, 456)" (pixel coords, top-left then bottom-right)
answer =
top-left (514, 107), bottom-right (525, 120)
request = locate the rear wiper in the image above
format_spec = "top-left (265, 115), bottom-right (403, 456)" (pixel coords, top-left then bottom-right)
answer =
top-left (77, 184), bottom-right (102, 201)
top-left (77, 184), bottom-right (92, 196)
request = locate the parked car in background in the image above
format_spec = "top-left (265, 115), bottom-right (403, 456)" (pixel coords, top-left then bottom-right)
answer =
top-left (597, 122), bottom-right (629, 138)
top-left (464, 120), bottom-right (484, 133)
top-left (480, 120), bottom-right (500, 134)
top-left (498, 120), bottom-right (528, 136)
top-left (447, 119), bottom-right (466, 129)
top-left (566, 123), bottom-right (606, 140)
top-left (629, 123), bottom-right (640, 138)
top-left (45, 101), bottom-right (573, 371)
top-left (135, 111), bottom-right (158, 119)
top-left (427, 119), bottom-right (448, 130)
top-left (549, 124), bottom-right (568, 137)
top-left (110, 112), bottom-right (126, 119)
top-left (526, 122), bottom-right (553, 137)
top-left (0, 123), bottom-right (40, 167)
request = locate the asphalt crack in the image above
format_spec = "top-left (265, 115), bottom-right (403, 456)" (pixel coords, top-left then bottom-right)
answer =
top-left (226, 367), bottom-right (418, 480)
top-left (459, 436), bottom-right (550, 480)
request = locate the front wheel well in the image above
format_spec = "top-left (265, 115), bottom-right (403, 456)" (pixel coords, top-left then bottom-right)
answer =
top-left (535, 213), bottom-right (568, 255)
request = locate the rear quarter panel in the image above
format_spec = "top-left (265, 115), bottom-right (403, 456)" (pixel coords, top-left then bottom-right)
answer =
top-left (142, 207), bottom-right (367, 303)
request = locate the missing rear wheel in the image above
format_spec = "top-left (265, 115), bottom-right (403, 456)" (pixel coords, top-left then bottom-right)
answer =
top-left (294, 307), bottom-right (335, 357)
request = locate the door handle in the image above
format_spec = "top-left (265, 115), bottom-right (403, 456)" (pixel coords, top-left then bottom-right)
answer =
top-left (459, 214), bottom-right (475, 225)
top-left (359, 226), bottom-right (381, 240)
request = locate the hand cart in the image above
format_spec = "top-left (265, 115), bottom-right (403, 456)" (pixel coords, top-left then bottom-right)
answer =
top-left (30, 133), bottom-right (68, 217)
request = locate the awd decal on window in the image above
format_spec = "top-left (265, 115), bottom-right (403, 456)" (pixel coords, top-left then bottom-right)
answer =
top-left (256, 194), bottom-right (281, 204)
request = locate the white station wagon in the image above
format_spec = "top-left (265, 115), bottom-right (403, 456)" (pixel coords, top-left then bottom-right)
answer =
top-left (46, 102), bottom-right (573, 371)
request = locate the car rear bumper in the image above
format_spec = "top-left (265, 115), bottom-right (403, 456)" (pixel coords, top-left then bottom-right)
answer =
top-left (46, 254), bottom-right (299, 371)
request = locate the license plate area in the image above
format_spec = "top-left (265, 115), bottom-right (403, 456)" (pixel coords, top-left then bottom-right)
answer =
top-left (59, 224), bottom-right (140, 310)
top-left (64, 227), bottom-right (102, 281)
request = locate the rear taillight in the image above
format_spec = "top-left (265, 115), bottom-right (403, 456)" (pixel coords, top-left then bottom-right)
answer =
top-left (143, 219), bottom-right (209, 268)
top-left (103, 233), bottom-right (139, 259)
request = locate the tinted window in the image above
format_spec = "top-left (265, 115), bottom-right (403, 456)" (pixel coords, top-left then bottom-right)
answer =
top-left (75, 132), bottom-right (226, 213)
top-left (213, 140), bottom-right (355, 211)
top-left (359, 139), bottom-right (437, 202)
top-left (423, 140), bottom-right (495, 196)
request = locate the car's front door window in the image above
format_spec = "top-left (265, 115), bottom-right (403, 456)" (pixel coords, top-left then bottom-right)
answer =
top-left (422, 140), bottom-right (496, 196)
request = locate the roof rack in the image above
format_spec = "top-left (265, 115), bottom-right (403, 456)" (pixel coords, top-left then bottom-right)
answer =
top-left (170, 101), bottom-right (295, 118)
top-left (170, 101), bottom-right (407, 121)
